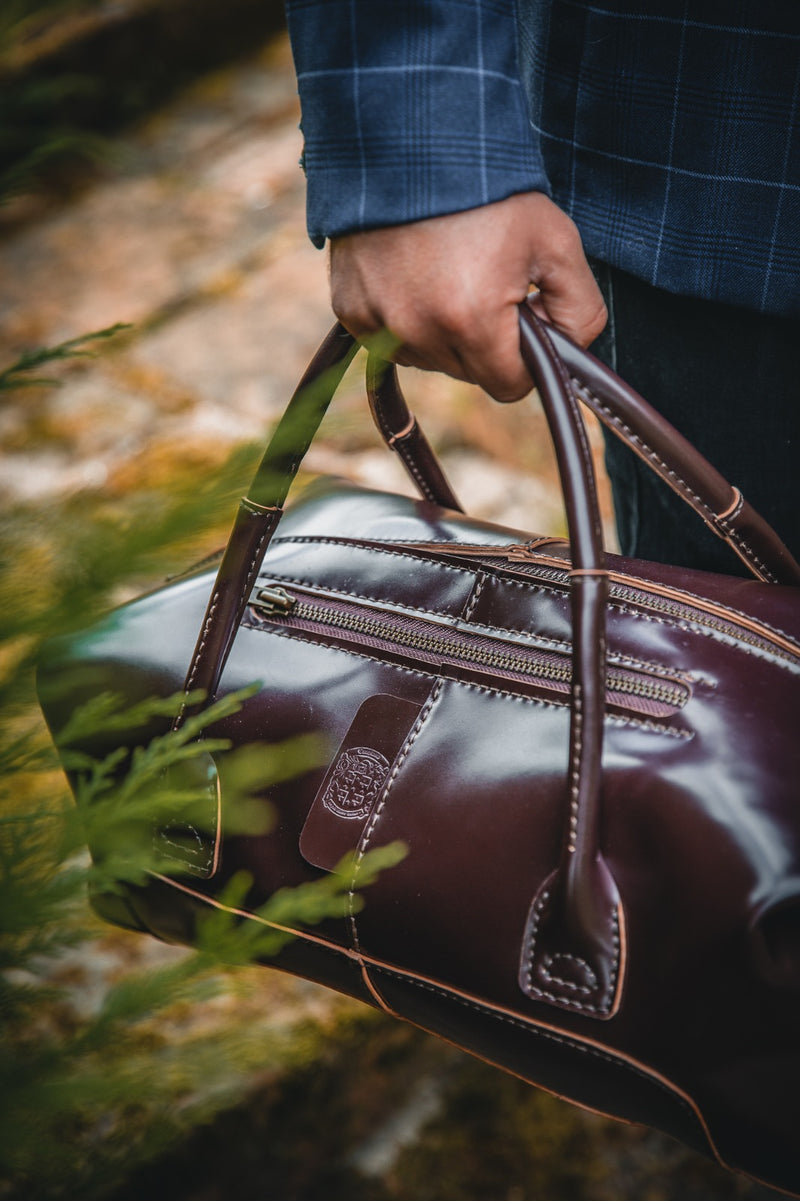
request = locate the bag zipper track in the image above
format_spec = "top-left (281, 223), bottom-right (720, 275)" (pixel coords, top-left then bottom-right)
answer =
top-left (384, 540), bottom-right (800, 665)
top-left (247, 583), bottom-right (689, 718)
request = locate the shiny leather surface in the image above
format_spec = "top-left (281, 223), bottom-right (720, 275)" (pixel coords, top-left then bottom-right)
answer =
top-left (38, 316), bottom-right (800, 1196)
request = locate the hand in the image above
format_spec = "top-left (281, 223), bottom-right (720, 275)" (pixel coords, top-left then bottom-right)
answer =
top-left (329, 192), bottom-right (607, 402)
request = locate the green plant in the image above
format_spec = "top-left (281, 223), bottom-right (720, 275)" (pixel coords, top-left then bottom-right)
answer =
top-left (0, 329), bottom-right (403, 1200)
top-left (0, 1), bottom-right (113, 202)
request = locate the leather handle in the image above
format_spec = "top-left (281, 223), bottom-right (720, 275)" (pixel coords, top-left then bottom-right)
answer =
top-left (545, 324), bottom-right (800, 586)
top-left (516, 305), bottom-right (621, 1018)
top-left (366, 307), bottom-right (800, 587)
top-left (366, 354), bottom-right (463, 512)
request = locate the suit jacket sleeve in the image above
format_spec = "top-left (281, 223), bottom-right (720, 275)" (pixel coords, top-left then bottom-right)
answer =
top-left (285, 0), bottom-right (550, 246)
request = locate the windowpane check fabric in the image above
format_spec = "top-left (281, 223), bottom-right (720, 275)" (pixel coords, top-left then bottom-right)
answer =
top-left (285, 0), bottom-right (800, 316)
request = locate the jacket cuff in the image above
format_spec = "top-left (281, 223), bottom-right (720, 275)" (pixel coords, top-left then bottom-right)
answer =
top-left (286, 0), bottom-right (550, 247)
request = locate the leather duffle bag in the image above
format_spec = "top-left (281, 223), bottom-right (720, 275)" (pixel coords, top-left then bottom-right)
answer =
top-left (38, 303), bottom-right (800, 1195)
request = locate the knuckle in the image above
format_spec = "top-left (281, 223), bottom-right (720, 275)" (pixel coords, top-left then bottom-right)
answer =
top-left (579, 299), bottom-right (609, 347)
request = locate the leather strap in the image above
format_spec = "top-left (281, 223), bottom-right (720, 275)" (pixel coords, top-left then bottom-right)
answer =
top-left (545, 324), bottom-right (800, 586)
top-left (366, 309), bottom-right (800, 587)
top-left (366, 354), bottom-right (463, 511)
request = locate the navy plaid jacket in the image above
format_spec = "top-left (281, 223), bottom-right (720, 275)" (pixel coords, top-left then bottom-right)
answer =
top-left (285, 1), bottom-right (800, 317)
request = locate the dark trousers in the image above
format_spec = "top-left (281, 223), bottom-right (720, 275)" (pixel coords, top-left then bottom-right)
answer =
top-left (589, 263), bottom-right (800, 577)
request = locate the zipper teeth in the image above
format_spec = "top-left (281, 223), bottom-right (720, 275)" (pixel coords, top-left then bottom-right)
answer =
top-left (518, 564), bottom-right (790, 657)
top-left (400, 543), bottom-right (797, 662)
top-left (293, 599), bottom-right (571, 682)
top-left (256, 593), bottom-right (685, 708)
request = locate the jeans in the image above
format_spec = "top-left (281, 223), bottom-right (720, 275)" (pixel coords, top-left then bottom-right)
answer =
top-left (589, 263), bottom-right (800, 577)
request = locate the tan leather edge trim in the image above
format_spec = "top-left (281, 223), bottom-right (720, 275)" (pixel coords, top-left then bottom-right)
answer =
top-left (607, 900), bottom-right (627, 1019)
top-left (387, 416), bottom-right (416, 444)
top-left (605, 571), bottom-right (800, 658)
top-left (359, 963), bottom-right (400, 1017)
top-left (242, 497), bottom-right (282, 514)
top-left (715, 487), bottom-right (742, 522)
top-left (154, 872), bottom-right (728, 1174)
top-left (517, 554), bottom-right (798, 659)
top-left (151, 872), bottom-right (362, 958)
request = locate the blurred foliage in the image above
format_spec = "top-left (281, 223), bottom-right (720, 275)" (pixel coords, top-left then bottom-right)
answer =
top-left (0, 0), bottom-right (111, 201)
top-left (0, 0), bottom-right (287, 207)
top-left (0, 328), bottom-right (404, 1200)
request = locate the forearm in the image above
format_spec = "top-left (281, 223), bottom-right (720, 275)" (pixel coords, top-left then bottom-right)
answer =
top-left (285, 0), bottom-right (548, 245)
top-left (285, 1), bottom-right (606, 399)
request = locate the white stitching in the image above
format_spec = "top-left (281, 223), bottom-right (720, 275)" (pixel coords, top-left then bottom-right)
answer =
top-left (348, 680), bottom-right (444, 956)
top-left (368, 967), bottom-right (697, 1122)
top-left (522, 888), bottom-right (620, 1017)
top-left (541, 953), bottom-right (597, 995)
top-left (571, 378), bottom-right (777, 583)
top-left (271, 536), bottom-right (470, 577)
top-left (396, 441), bottom-right (439, 504)
top-left (176, 588), bottom-right (221, 726)
top-left (462, 573), bottom-right (486, 623)
top-left (241, 623), bottom-right (693, 738)
top-left (568, 686), bottom-right (582, 853)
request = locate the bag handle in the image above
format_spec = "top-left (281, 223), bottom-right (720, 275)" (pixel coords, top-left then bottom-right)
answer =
top-left (177, 304), bottom-right (798, 1020)
top-left (368, 311), bottom-right (800, 587)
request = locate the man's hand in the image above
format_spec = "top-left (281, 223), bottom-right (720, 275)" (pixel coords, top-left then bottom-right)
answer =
top-left (329, 192), bottom-right (607, 403)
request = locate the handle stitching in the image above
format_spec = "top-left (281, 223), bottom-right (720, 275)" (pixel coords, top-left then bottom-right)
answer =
top-left (175, 587), bottom-right (221, 727)
top-left (571, 378), bottom-right (777, 583)
top-left (541, 953), bottom-right (598, 995)
top-left (521, 887), bottom-right (620, 1017)
top-left (568, 684), bottom-right (582, 853)
top-left (395, 439), bottom-right (441, 504)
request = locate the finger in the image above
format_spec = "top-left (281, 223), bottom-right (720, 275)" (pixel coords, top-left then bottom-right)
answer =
top-left (531, 228), bottom-right (607, 347)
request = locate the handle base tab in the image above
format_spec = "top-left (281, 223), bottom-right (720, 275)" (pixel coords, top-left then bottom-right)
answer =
top-left (519, 858), bottom-right (625, 1020)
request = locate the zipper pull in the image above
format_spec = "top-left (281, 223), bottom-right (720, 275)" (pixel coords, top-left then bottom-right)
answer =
top-left (249, 584), bottom-right (296, 616)
top-left (506, 537), bottom-right (569, 561)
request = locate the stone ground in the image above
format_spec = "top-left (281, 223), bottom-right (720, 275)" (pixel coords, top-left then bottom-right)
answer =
top-left (0, 33), bottom-right (608, 537)
top-left (0, 30), bottom-right (777, 1201)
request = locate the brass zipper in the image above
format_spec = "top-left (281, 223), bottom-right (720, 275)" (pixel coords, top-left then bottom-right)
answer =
top-left (247, 583), bottom-right (689, 716)
top-left (390, 540), bottom-right (800, 664)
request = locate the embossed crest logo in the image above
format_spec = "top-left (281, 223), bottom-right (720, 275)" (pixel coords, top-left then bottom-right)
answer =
top-left (321, 747), bottom-right (391, 820)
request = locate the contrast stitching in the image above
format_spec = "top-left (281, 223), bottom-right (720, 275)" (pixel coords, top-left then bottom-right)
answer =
top-left (396, 440), bottom-right (439, 504)
top-left (542, 953), bottom-right (597, 995)
top-left (462, 573), bottom-right (486, 623)
top-left (522, 889), bottom-right (620, 1017)
top-left (241, 622), bottom-right (694, 739)
top-left (568, 685), bottom-right (582, 853)
top-left (571, 378), bottom-right (776, 582)
top-left (348, 681), bottom-right (444, 955)
top-left (270, 536), bottom-right (470, 577)
top-left (370, 967), bottom-right (696, 1120)
top-left (176, 588), bottom-right (221, 726)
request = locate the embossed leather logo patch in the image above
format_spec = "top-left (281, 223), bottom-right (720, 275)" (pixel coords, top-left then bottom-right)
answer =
top-left (321, 747), bottom-right (391, 820)
top-left (299, 693), bottom-right (424, 872)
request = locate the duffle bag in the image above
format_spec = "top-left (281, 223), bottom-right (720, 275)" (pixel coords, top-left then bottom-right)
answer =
top-left (38, 302), bottom-right (800, 1195)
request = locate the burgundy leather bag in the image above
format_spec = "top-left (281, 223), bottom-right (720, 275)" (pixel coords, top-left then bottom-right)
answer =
top-left (38, 305), bottom-right (800, 1195)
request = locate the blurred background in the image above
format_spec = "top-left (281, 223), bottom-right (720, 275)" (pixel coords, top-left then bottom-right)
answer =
top-left (0, 4), bottom-right (777, 1200)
